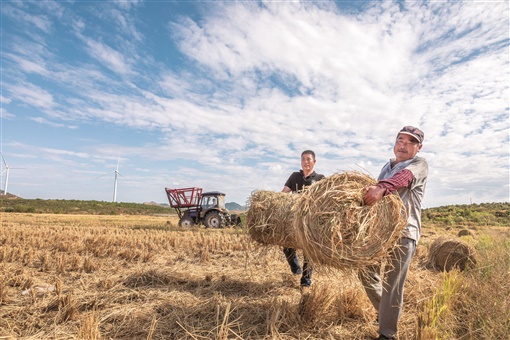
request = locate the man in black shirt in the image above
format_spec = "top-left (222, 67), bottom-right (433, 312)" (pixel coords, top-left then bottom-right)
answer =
top-left (282, 150), bottom-right (325, 289)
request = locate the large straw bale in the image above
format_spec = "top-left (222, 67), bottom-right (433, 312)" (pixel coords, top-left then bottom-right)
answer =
top-left (246, 171), bottom-right (407, 270)
top-left (426, 236), bottom-right (476, 272)
top-left (294, 172), bottom-right (407, 270)
top-left (246, 190), bottom-right (300, 248)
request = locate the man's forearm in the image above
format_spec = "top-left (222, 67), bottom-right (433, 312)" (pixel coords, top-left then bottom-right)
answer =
top-left (377, 169), bottom-right (414, 195)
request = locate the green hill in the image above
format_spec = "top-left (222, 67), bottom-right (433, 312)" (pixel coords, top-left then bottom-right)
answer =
top-left (422, 202), bottom-right (509, 226)
top-left (0, 198), bottom-right (174, 215)
top-left (1, 198), bottom-right (508, 226)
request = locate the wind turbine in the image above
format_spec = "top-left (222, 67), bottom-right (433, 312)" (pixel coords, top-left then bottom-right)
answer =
top-left (0, 153), bottom-right (24, 195)
top-left (112, 159), bottom-right (121, 203)
top-left (96, 158), bottom-right (124, 203)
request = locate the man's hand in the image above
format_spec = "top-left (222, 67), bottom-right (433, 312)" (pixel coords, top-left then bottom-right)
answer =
top-left (363, 185), bottom-right (385, 206)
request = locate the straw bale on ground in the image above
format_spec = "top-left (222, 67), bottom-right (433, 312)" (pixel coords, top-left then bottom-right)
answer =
top-left (294, 172), bottom-right (407, 270)
top-left (426, 236), bottom-right (477, 272)
top-left (246, 190), bottom-right (300, 248)
top-left (246, 171), bottom-right (407, 270)
top-left (457, 229), bottom-right (473, 237)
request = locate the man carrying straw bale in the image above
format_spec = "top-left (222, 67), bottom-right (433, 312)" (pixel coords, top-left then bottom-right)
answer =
top-left (281, 150), bottom-right (325, 290)
top-left (360, 126), bottom-right (428, 340)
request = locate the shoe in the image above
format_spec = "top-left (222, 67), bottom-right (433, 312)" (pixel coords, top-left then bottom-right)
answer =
top-left (293, 268), bottom-right (303, 275)
top-left (375, 335), bottom-right (394, 340)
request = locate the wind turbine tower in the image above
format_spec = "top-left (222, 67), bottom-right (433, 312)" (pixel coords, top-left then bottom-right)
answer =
top-left (113, 159), bottom-right (120, 203)
top-left (1, 154), bottom-right (10, 195)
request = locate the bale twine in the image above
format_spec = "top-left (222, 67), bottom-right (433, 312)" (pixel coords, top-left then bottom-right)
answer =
top-left (245, 190), bottom-right (300, 248)
top-left (427, 237), bottom-right (476, 272)
top-left (293, 171), bottom-right (407, 270)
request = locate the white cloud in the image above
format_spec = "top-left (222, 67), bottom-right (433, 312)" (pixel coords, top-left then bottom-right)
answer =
top-left (4, 53), bottom-right (48, 75)
top-left (2, 4), bottom-right (53, 33)
top-left (0, 110), bottom-right (16, 120)
top-left (40, 147), bottom-right (90, 159)
top-left (7, 83), bottom-right (55, 109)
top-left (30, 117), bottom-right (79, 129)
top-left (109, 8), bottom-right (143, 42)
top-left (1, 96), bottom-right (12, 104)
top-left (83, 38), bottom-right (132, 75)
top-left (114, 0), bottom-right (143, 11)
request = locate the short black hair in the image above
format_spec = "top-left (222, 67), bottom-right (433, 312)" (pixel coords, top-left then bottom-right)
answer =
top-left (301, 150), bottom-right (316, 159)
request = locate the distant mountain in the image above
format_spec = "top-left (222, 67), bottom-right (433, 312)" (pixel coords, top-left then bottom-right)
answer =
top-left (143, 201), bottom-right (169, 207)
top-left (226, 202), bottom-right (245, 211)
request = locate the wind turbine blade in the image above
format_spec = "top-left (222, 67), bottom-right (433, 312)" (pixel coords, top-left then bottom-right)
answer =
top-left (93, 171), bottom-right (116, 180)
top-left (0, 153), bottom-right (7, 167)
top-left (93, 174), bottom-right (107, 180)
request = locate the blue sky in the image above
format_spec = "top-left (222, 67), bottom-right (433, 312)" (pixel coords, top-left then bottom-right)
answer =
top-left (1, 0), bottom-right (509, 208)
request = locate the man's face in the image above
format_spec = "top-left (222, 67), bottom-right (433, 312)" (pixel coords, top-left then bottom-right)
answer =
top-left (301, 153), bottom-right (316, 172)
top-left (393, 133), bottom-right (422, 163)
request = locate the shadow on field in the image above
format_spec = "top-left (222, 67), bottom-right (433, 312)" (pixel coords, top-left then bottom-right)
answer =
top-left (123, 268), bottom-right (283, 298)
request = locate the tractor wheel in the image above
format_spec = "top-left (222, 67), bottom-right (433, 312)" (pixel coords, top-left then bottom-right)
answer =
top-left (179, 215), bottom-right (195, 228)
top-left (204, 211), bottom-right (225, 229)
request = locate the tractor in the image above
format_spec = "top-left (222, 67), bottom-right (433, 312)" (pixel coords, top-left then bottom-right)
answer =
top-left (165, 187), bottom-right (242, 228)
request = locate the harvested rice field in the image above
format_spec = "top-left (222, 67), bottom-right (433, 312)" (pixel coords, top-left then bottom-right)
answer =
top-left (1, 213), bottom-right (509, 339)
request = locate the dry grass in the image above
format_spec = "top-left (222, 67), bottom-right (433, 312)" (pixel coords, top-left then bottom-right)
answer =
top-left (415, 226), bottom-right (510, 339)
top-left (0, 213), bottom-right (508, 339)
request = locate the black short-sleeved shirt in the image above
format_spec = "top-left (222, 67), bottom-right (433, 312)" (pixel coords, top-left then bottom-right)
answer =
top-left (284, 170), bottom-right (325, 193)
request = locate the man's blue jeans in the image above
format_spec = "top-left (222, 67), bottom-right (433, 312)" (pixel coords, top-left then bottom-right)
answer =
top-left (283, 247), bottom-right (313, 286)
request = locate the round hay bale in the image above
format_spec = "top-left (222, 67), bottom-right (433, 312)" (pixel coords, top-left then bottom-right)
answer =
top-left (293, 171), bottom-right (407, 270)
top-left (457, 229), bottom-right (473, 237)
top-left (427, 237), bottom-right (476, 272)
top-left (245, 190), bottom-right (300, 248)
